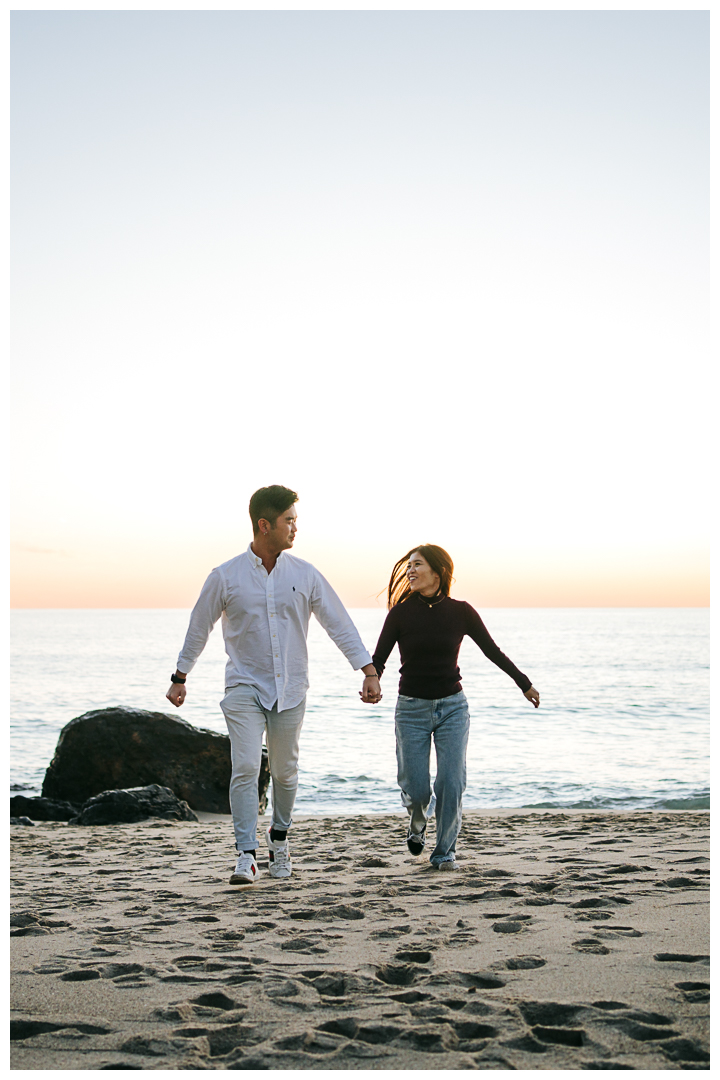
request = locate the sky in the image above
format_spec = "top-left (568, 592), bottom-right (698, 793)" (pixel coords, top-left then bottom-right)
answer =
top-left (10, 8), bottom-right (709, 608)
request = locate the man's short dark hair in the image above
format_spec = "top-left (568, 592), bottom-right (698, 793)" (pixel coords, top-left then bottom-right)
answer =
top-left (249, 485), bottom-right (299, 535)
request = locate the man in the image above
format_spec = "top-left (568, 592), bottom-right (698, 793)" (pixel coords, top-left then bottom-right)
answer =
top-left (166, 485), bottom-right (382, 885)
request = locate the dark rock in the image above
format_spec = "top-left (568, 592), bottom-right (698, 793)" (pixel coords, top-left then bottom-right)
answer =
top-left (69, 784), bottom-right (198, 825)
top-left (41, 707), bottom-right (270, 814)
top-left (10, 795), bottom-right (80, 821)
top-left (10, 816), bottom-right (35, 826)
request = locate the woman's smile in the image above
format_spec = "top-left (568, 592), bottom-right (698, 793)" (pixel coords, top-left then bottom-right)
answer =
top-left (406, 553), bottom-right (441, 597)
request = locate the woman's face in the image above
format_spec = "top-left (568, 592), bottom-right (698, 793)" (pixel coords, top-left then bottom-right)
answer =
top-left (406, 552), bottom-right (441, 597)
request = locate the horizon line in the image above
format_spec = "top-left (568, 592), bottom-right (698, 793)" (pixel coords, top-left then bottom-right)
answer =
top-left (10, 604), bottom-right (710, 611)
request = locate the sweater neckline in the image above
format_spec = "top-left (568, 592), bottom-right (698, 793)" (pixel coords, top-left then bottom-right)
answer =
top-left (417, 589), bottom-right (446, 608)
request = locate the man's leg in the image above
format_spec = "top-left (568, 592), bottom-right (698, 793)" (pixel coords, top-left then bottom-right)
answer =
top-left (429, 692), bottom-right (470, 867)
top-left (265, 697), bottom-right (306, 834)
top-left (395, 696), bottom-right (434, 842)
top-left (263, 697), bottom-right (306, 879)
top-left (220, 685), bottom-right (267, 854)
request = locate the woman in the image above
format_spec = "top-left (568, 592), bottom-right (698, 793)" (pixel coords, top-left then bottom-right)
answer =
top-left (364, 545), bottom-right (539, 870)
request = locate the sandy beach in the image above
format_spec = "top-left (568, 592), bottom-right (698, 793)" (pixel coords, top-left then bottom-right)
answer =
top-left (11, 808), bottom-right (709, 1070)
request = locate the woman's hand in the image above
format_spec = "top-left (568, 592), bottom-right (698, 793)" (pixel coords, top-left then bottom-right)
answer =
top-left (524, 686), bottom-right (540, 708)
top-left (359, 675), bottom-right (382, 704)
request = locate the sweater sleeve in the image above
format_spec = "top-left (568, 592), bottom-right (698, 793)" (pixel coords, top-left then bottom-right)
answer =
top-left (371, 608), bottom-right (399, 678)
top-left (464, 604), bottom-right (532, 692)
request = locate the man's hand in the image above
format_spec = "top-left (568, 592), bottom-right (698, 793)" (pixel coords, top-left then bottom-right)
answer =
top-left (359, 675), bottom-right (382, 704)
top-left (166, 683), bottom-right (187, 708)
top-left (524, 685), bottom-right (540, 708)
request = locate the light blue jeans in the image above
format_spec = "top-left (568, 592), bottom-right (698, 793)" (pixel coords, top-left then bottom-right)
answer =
top-left (220, 684), bottom-right (306, 852)
top-left (395, 691), bottom-right (470, 866)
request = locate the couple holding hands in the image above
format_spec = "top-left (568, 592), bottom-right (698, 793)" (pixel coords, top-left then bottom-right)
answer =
top-left (167, 486), bottom-right (539, 885)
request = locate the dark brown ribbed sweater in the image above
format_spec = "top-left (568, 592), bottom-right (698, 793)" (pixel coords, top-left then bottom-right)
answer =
top-left (372, 592), bottom-right (532, 700)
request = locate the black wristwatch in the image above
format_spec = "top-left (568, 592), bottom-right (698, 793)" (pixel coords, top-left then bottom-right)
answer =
top-left (170, 673), bottom-right (186, 684)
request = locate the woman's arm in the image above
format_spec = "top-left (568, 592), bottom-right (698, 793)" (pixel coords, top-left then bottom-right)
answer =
top-left (359, 609), bottom-right (399, 702)
top-left (370, 608), bottom-right (399, 679)
top-left (464, 604), bottom-right (535, 695)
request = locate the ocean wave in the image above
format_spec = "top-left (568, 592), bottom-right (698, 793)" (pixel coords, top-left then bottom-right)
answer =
top-left (522, 790), bottom-right (709, 812)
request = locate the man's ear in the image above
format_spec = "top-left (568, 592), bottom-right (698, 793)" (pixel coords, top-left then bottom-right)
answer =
top-left (257, 517), bottom-right (270, 536)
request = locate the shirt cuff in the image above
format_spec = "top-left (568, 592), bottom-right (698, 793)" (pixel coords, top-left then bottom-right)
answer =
top-left (349, 649), bottom-right (373, 671)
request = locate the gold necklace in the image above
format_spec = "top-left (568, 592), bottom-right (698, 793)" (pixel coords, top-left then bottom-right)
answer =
top-left (419, 592), bottom-right (445, 609)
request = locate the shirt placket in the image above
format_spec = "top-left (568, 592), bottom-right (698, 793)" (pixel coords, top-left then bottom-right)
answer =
top-left (267, 570), bottom-right (281, 706)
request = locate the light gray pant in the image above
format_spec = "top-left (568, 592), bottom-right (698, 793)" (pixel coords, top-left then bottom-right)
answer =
top-left (220, 684), bottom-right (306, 852)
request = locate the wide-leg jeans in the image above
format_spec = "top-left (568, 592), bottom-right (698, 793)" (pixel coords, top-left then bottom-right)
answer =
top-left (395, 690), bottom-right (470, 866)
top-left (220, 684), bottom-right (306, 853)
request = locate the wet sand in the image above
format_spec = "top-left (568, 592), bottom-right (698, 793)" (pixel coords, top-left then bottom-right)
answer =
top-left (11, 808), bottom-right (709, 1070)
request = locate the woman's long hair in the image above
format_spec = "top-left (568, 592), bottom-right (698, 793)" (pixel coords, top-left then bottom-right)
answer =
top-left (387, 544), bottom-right (454, 609)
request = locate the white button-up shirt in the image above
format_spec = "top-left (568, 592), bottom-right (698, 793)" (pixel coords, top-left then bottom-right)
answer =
top-left (177, 544), bottom-right (372, 712)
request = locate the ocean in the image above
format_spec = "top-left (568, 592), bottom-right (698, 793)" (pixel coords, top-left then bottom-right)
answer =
top-left (10, 608), bottom-right (709, 814)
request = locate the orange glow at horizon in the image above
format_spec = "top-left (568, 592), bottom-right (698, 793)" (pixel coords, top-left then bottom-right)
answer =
top-left (10, 542), bottom-right (709, 609)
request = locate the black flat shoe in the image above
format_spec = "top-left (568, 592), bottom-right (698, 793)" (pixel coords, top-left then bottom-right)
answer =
top-left (407, 827), bottom-right (426, 856)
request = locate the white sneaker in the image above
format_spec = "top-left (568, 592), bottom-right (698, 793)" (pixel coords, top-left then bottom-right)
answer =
top-left (229, 852), bottom-right (258, 885)
top-left (435, 859), bottom-right (458, 871)
top-left (266, 826), bottom-right (292, 879)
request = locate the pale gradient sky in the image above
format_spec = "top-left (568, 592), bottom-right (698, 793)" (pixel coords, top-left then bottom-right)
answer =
top-left (11, 10), bottom-right (709, 608)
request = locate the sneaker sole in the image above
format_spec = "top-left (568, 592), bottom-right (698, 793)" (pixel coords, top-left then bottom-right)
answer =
top-left (268, 867), bottom-right (292, 879)
top-left (229, 874), bottom-right (256, 885)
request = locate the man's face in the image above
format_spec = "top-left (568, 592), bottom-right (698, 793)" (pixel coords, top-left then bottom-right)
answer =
top-left (268, 505), bottom-right (298, 550)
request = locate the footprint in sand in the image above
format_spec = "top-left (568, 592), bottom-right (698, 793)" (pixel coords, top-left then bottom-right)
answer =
top-left (280, 938), bottom-right (328, 954)
top-left (11, 909), bottom-right (73, 937)
top-left (370, 923), bottom-right (412, 940)
top-left (376, 963), bottom-right (425, 987)
top-left (393, 949), bottom-right (433, 964)
top-left (675, 980), bottom-right (709, 1003)
top-left (505, 955), bottom-right (547, 970)
top-left (289, 905), bottom-right (365, 922)
top-left (569, 896), bottom-right (632, 909)
top-left (571, 938), bottom-right (610, 955)
top-left (492, 920), bottom-right (530, 935)
top-left (11, 1020), bottom-right (114, 1040)
top-left (654, 952), bottom-right (710, 964)
top-left (591, 924), bottom-right (643, 939)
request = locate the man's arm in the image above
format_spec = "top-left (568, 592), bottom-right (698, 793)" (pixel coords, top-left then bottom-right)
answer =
top-left (165, 570), bottom-right (224, 708)
top-left (310, 570), bottom-right (380, 698)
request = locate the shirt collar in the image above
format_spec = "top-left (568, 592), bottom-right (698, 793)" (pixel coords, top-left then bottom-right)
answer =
top-left (246, 543), bottom-right (264, 568)
top-left (246, 542), bottom-right (286, 568)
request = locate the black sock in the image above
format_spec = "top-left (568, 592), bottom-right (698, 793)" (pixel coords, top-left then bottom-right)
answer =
top-left (242, 850), bottom-right (256, 857)
top-left (270, 828), bottom-right (287, 842)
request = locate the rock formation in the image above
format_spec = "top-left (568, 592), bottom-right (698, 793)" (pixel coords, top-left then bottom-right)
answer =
top-left (41, 707), bottom-right (270, 814)
top-left (10, 796), bottom-right (79, 821)
top-left (68, 784), bottom-right (198, 826)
